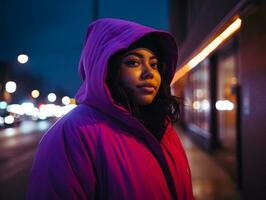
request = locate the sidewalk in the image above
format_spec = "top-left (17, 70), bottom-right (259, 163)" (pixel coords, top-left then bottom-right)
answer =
top-left (175, 126), bottom-right (241, 200)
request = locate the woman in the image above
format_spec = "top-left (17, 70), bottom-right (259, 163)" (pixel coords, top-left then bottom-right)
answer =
top-left (28, 18), bottom-right (194, 200)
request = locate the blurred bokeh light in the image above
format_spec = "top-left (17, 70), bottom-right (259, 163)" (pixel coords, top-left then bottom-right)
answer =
top-left (47, 93), bottom-right (57, 102)
top-left (5, 81), bottom-right (17, 93)
top-left (17, 54), bottom-right (29, 64)
top-left (31, 90), bottom-right (40, 98)
top-left (62, 96), bottom-right (70, 105)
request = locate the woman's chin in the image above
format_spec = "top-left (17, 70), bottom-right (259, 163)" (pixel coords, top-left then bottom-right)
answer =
top-left (134, 96), bottom-right (155, 105)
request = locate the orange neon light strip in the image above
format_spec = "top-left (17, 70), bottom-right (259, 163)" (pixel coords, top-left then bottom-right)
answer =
top-left (171, 17), bottom-right (242, 85)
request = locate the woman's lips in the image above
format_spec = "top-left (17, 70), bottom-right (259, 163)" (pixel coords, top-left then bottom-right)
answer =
top-left (136, 84), bottom-right (157, 94)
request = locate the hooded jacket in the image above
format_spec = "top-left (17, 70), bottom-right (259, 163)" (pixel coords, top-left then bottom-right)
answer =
top-left (27, 18), bottom-right (194, 200)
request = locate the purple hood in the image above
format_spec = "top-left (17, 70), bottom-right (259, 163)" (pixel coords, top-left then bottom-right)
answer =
top-left (75, 18), bottom-right (177, 126)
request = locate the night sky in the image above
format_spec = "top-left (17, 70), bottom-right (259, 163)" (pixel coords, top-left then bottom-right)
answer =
top-left (0, 0), bottom-right (169, 97)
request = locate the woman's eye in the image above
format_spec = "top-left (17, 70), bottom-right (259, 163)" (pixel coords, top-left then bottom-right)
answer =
top-left (124, 60), bottom-right (139, 67)
top-left (151, 62), bottom-right (159, 69)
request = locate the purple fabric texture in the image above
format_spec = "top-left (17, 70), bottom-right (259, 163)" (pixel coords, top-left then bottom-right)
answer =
top-left (27, 18), bottom-right (194, 200)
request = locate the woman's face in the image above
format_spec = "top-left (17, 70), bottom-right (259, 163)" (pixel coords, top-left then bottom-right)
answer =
top-left (119, 48), bottom-right (161, 105)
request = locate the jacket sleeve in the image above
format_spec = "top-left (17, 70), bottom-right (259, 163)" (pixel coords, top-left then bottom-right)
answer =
top-left (161, 124), bottom-right (195, 200)
top-left (27, 119), bottom-right (98, 200)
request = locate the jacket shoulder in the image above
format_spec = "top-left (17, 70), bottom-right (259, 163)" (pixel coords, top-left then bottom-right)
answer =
top-left (39, 104), bottom-right (101, 147)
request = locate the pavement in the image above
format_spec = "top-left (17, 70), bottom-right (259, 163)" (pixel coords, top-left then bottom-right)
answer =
top-left (176, 126), bottom-right (241, 200)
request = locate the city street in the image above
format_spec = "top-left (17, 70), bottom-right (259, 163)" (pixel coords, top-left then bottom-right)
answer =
top-left (0, 120), bottom-right (51, 200)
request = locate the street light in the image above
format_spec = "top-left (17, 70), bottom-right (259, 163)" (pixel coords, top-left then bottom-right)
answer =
top-left (62, 96), bottom-right (70, 105)
top-left (31, 90), bottom-right (40, 98)
top-left (47, 93), bottom-right (57, 102)
top-left (17, 54), bottom-right (29, 64)
top-left (5, 81), bottom-right (17, 93)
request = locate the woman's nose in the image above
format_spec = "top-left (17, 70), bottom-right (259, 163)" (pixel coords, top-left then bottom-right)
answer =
top-left (141, 63), bottom-right (154, 80)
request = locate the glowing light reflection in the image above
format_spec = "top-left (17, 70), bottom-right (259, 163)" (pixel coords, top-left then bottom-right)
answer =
top-left (171, 17), bottom-right (242, 84)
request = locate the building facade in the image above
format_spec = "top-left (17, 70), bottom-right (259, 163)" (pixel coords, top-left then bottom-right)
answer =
top-left (170, 0), bottom-right (266, 199)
